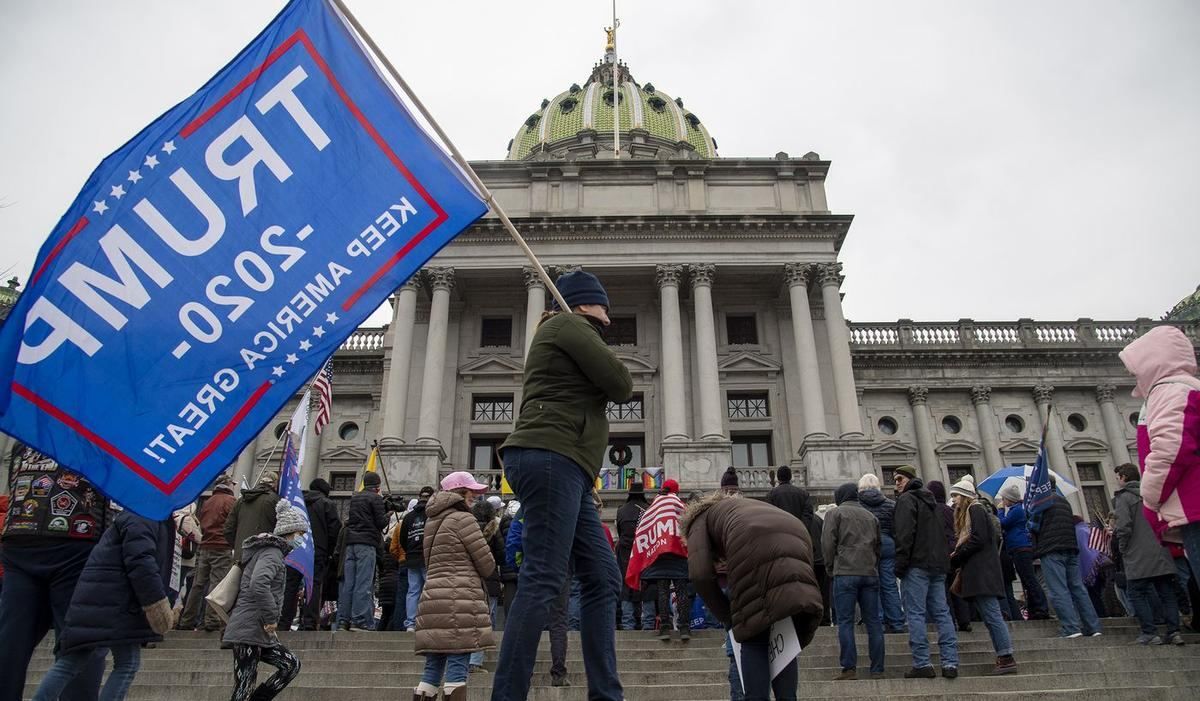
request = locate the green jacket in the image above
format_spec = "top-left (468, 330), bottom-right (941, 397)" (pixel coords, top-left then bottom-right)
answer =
top-left (501, 312), bottom-right (634, 478)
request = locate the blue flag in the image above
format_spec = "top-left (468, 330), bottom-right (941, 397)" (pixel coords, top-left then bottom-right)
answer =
top-left (0, 0), bottom-right (486, 518)
top-left (280, 394), bottom-right (314, 601)
top-left (1024, 436), bottom-right (1055, 533)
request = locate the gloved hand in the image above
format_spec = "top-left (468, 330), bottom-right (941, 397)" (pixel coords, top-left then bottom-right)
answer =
top-left (143, 598), bottom-right (174, 635)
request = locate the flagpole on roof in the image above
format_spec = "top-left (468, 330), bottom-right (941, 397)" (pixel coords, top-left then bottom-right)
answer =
top-left (612, 0), bottom-right (620, 159)
top-left (328, 0), bottom-right (570, 313)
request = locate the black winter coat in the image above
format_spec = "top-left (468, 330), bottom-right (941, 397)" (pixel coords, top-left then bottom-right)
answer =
top-left (893, 479), bottom-right (950, 577)
top-left (345, 489), bottom-right (388, 548)
top-left (58, 511), bottom-right (172, 655)
top-left (615, 496), bottom-right (648, 584)
top-left (765, 482), bottom-right (824, 566)
top-left (303, 489), bottom-right (342, 557)
top-left (950, 503), bottom-right (1005, 599)
top-left (858, 488), bottom-right (896, 538)
top-left (1032, 496), bottom-right (1078, 557)
top-left (399, 504), bottom-right (429, 567)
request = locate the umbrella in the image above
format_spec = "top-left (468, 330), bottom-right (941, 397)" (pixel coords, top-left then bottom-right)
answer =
top-left (977, 465), bottom-right (1077, 498)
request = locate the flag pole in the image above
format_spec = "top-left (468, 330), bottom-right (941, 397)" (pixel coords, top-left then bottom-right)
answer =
top-left (612, 0), bottom-right (620, 159)
top-left (329, 0), bottom-right (570, 313)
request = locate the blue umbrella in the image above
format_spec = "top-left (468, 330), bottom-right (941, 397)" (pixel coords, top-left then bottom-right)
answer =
top-left (976, 465), bottom-right (1077, 498)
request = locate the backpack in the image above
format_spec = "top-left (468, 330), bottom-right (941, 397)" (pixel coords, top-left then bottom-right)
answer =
top-left (177, 515), bottom-right (198, 559)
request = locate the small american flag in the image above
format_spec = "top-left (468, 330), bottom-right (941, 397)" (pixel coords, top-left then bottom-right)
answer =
top-left (1087, 519), bottom-right (1112, 558)
top-left (311, 360), bottom-right (334, 435)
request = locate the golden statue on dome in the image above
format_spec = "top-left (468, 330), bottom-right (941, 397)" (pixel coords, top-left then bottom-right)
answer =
top-left (604, 26), bottom-right (615, 51)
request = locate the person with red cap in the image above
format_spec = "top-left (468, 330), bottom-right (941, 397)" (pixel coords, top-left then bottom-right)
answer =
top-left (626, 479), bottom-right (692, 641)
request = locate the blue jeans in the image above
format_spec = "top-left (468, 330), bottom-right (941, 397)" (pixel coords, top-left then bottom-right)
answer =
top-left (900, 568), bottom-right (959, 670)
top-left (1040, 551), bottom-right (1101, 636)
top-left (405, 565), bottom-right (427, 630)
top-left (469, 596), bottom-right (498, 667)
top-left (0, 542), bottom-right (105, 701)
top-left (971, 595), bottom-right (1014, 655)
top-left (422, 653), bottom-right (471, 685)
top-left (337, 543), bottom-right (377, 629)
top-left (739, 616), bottom-right (799, 701)
top-left (34, 644), bottom-right (141, 701)
top-left (620, 599), bottom-right (655, 629)
top-left (490, 447), bottom-right (622, 701)
top-left (1128, 575), bottom-right (1181, 635)
top-left (878, 536), bottom-right (905, 630)
top-left (725, 631), bottom-right (743, 701)
top-left (833, 574), bottom-right (885, 674)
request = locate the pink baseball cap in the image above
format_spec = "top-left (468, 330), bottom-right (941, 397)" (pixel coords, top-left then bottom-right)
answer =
top-left (440, 471), bottom-right (489, 492)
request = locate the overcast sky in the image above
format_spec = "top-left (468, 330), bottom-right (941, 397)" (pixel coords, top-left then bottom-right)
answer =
top-left (1, 1), bottom-right (1197, 325)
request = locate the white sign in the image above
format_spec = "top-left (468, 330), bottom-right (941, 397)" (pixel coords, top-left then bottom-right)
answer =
top-left (729, 617), bottom-right (803, 689)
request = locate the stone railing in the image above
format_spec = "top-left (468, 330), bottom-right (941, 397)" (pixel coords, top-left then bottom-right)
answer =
top-left (340, 327), bottom-right (386, 352)
top-left (734, 466), bottom-right (777, 489)
top-left (438, 468), bottom-right (505, 492)
top-left (848, 318), bottom-right (1197, 351)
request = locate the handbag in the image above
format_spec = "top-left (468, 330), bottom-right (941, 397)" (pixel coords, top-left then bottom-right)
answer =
top-left (205, 563), bottom-right (243, 623)
top-left (949, 570), bottom-right (963, 597)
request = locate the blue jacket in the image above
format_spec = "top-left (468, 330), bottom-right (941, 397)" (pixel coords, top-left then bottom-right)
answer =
top-left (858, 488), bottom-right (896, 538)
top-left (504, 509), bottom-right (524, 570)
top-left (999, 503), bottom-right (1033, 551)
top-left (58, 511), bottom-right (172, 655)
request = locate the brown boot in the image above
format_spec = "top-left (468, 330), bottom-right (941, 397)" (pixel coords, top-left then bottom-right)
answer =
top-left (990, 655), bottom-right (1018, 675)
top-left (444, 686), bottom-right (468, 701)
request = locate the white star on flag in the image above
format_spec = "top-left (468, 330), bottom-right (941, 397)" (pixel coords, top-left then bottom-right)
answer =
top-left (299, 339), bottom-right (312, 351)
top-left (312, 325), bottom-right (326, 338)
top-left (271, 366), bottom-right (285, 377)
top-left (325, 312), bottom-right (339, 324)
top-left (92, 200), bottom-right (109, 215)
top-left (127, 170), bottom-right (143, 184)
top-left (144, 154), bottom-right (159, 169)
top-left (285, 353), bottom-right (299, 365)
top-left (109, 185), bottom-right (125, 199)
top-left (162, 141), bottom-right (177, 155)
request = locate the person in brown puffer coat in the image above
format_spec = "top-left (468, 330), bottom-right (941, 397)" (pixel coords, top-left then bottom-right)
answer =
top-left (413, 472), bottom-right (496, 701)
top-left (682, 491), bottom-right (822, 701)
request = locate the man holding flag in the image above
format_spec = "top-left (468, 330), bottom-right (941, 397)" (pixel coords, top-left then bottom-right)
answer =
top-left (1027, 441), bottom-right (1103, 639)
top-left (338, 468), bottom-right (388, 631)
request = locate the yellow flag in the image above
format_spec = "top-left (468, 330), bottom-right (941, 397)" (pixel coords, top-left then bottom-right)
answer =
top-left (357, 447), bottom-right (379, 491)
top-left (500, 473), bottom-right (513, 496)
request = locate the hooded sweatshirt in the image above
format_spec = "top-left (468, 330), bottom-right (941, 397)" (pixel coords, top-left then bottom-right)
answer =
top-left (1119, 325), bottom-right (1200, 539)
top-left (857, 487), bottom-right (896, 537)
top-left (893, 478), bottom-right (951, 577)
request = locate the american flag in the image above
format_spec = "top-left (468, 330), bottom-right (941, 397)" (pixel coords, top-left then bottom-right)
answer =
top-left (1087, 519), bottom-right (1112, 558)
top-left (311, 360), bottom-right (334, 435)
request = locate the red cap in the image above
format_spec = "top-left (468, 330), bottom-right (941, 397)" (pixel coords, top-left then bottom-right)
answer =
top-left (661, 479), bottom-right (679, 494)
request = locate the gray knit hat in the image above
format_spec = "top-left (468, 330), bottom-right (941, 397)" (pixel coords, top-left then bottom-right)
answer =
top-left (273, 499), bottom-right (309, 538)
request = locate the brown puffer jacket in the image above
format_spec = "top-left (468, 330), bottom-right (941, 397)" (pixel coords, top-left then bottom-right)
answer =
top-left (414, 491), bottom-right (496, 655)
top-left (682, 491), bottom-right (823, 645)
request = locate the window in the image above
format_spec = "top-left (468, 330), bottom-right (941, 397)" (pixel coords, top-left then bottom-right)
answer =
top-left (1083, 486), bottom-right (1111, 519)
top-left (881, 466), bottom-right (899, 486)
top-left (472, 395), bottom-right (514, 422)
top-left (726, 315), bottom-right (759, 345)
top-left (330, 471), bottom-right (357, 492)
top-left (480, 317), bottom-right (513, 348)
top-left (273, 422), bottom-right (288, 439)
top-left (606, 316), bottom-right (637, 346)
top-left (728, 392), bottom-right (769, 419)
top-left (877, 417), bottom-right (898, 436)
top-left (338, 422), bottom-right (359, 441)
top-left (603, 437), bottom-right (645, 470)
top-left (470, 438), bottom-right (504, 473)
top-left (941, 415), bottom-right (962, 434)
top-left (732, 434), bottom-right (773, 467)
top-left (947, 464), bottom-right (975, 484)
top-left (1076, 461), bottom-right (1102, 482)
top-left (1005, 414), bottom-right (1025, 434)
top-left (1129, 412), bottom-right (1139, 428)
top-left (606, 394), bottom-right (644, 421)
top-left (1067, 413), bottom-right (1088, 432)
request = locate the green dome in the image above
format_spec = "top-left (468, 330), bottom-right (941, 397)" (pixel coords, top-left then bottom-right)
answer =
top-left (1165, 284), bottom-right (1200, 321)
top-left (506, 58), bottom-right (717, 161)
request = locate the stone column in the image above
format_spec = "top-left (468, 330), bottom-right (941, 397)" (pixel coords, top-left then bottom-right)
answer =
top-left (1096, 384), bottom-right (1133, 466)
top-left (381, 279), bottom-right (421, 441)
top-left (908, 386), bottom-right (942, 483)
top-left (1033, 384), bottom-right (1083, 512)
top-left (689, 264), bottom-right (724, 440)
top-left (522, 267), bottom-right (547, 356)
top-left (970, 386), bottom-right (1004, 475)
top-left (656, 265), bottom-right (689, 442)
top-left (300, 405), bottom-right (322, 487)
top-left (784, 263), bottom-right (828, 438)
top-left (416, 268), bottom-right (455, 445)
top-left (816, 263), bottom-right (863, 436)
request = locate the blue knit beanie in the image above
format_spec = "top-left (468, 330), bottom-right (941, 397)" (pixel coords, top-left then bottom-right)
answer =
top-left (553, 270), bottom-right (610, 310)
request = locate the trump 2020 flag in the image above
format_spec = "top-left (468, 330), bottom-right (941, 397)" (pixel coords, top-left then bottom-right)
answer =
top-left (0, 0), bottom-right (487, 518)
top-left (1024, 431), bottom-right (1055, 534)
top-left (280, 392), bottom-right (314, 601)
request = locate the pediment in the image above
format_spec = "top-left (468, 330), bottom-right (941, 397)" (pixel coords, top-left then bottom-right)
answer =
top-left (614, 352), bottom-right (657, 377)
top-left (873, 440), bottom-right (918, 456)
top-left (999, 438), bottom-right (1041, 454)
top-left (459, 354), bottom-right (525, 377)
top-left (1064, 437), bottom-right (1108, 452)
top-left (718, 351), bottom-right (782, 375)
top-left (935, 439), bottom-right (981, 455)
top-left (322, 446), bottom-right (369, 462)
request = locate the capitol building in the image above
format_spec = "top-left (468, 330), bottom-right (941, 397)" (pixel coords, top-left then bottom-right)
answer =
top-left (5, 46), bottom-right (1196, 521)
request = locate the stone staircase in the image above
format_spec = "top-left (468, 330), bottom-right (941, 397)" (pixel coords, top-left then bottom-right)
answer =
top-left (24, 618), bottom-right (1200, 700)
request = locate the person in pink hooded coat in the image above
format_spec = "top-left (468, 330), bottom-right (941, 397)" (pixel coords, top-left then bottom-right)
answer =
top-left (1119, 325), bottom-right (1200, 583)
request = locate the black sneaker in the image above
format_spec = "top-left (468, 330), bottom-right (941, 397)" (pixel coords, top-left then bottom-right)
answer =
top-left (904, 666), bottom-right (936, 679)
top-left (941, 667), bottom-right (958, 679)
top-left (657, 626), bottom-right (671, 641)
top-left (679, 628), bottom-right (691, 642)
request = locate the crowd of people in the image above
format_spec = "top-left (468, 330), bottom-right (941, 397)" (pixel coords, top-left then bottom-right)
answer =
top-left (1, 276), bottom-right (1198, 701)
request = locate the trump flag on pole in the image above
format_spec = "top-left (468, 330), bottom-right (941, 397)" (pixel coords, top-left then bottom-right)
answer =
top-left (280, 392), bottom-right (315, 601)
top-left (0, 0), bottom-right (487, 518)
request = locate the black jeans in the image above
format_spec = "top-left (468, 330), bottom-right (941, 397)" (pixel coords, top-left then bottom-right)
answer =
top-left (1128, 574), bottom-right (1181, 635)
top-left (1010, 548), bottom-right (1048, 617)
top-left (279, 553), bottom-right (328, 630)
top-left (0, 541), bottom-right (104, 701)
top-left (739, 616), bottom-right (800, 701)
